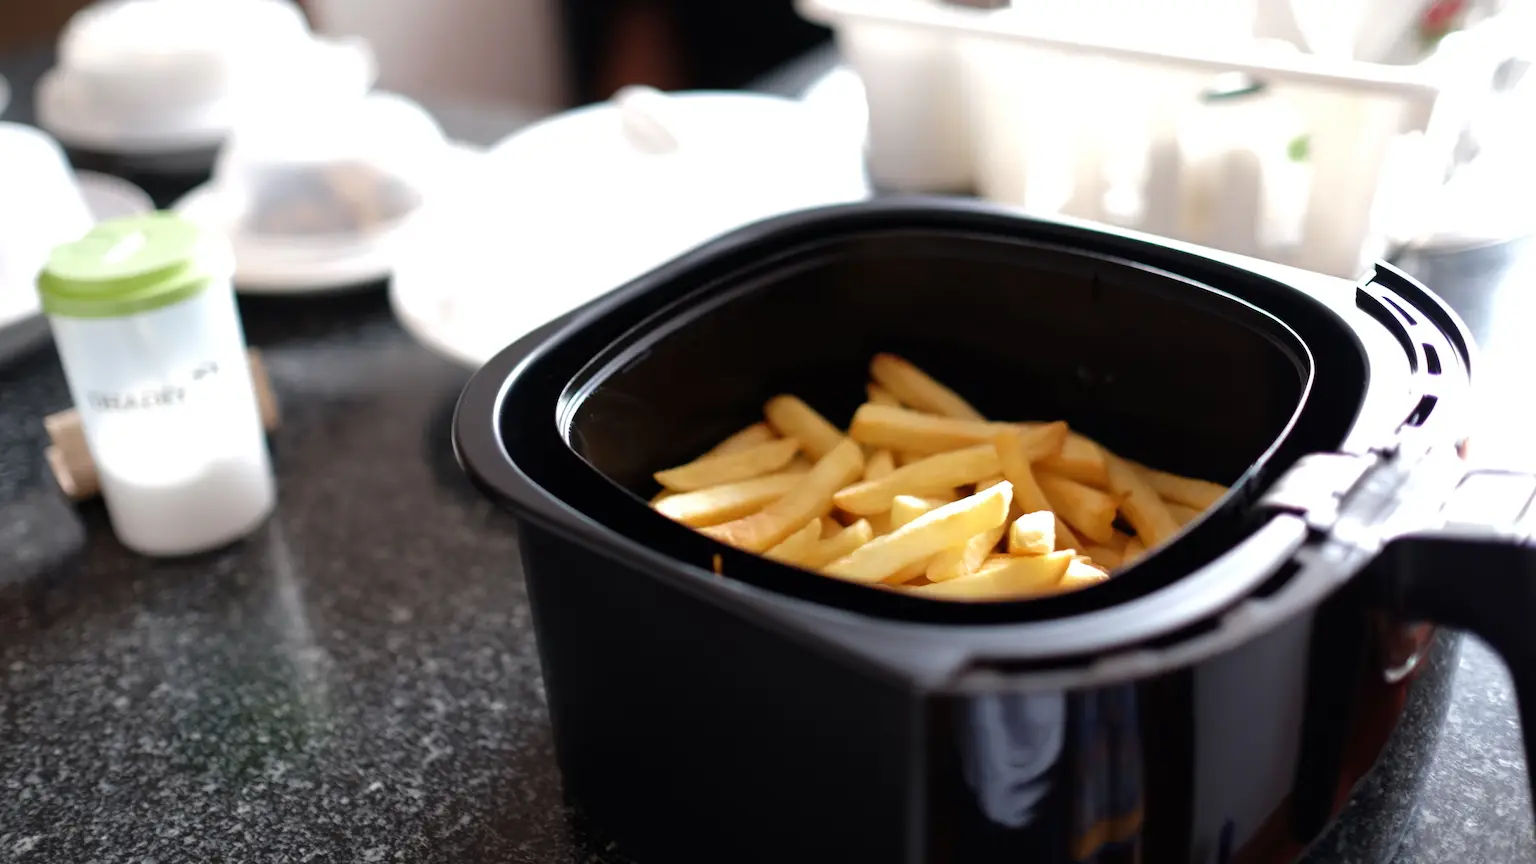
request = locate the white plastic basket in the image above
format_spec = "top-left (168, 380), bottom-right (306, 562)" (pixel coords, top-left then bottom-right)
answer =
top-left (798, 0), bottom-right (1522, 277)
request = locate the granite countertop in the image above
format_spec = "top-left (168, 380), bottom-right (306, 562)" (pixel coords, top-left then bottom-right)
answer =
top-left (3, 48), bottom-right (1536, 864)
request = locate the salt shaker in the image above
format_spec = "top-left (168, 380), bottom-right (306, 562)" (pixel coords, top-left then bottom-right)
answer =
top-left (37, 212), bottom-right (275, 556)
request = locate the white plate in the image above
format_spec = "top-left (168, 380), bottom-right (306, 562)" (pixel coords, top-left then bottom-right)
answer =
top-left (174, 142), bottom-right (483, 294)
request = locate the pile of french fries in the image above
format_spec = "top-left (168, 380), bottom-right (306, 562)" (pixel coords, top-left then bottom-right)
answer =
top-left (649, 354), bottom-right (1228, 602)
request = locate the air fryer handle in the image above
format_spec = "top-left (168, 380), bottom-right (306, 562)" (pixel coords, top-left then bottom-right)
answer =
top-left (1383, 469), bottom-right (1536, 823)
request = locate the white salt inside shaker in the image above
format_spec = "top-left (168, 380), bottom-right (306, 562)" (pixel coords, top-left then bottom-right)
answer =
top-left (37, 213), bottom-right (275, 556)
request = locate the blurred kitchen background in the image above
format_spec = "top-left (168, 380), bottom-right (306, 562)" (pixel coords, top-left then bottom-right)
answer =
top-left (4, 0), bottom-right (1536, 368)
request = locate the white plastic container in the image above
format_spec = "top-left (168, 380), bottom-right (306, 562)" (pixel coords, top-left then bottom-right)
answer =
top-left (38, 213), bottom-right (275, 556)
top-left (390, 87), bottom-right (870, 368)
top-left (0, 124), bottom-right (94, 331)
top-left (175, 91), bottom-right (457, 291)
top-left (798, 0), bottom-right (1522, 277)
top-left (36, 0), bottom-right (373, 157)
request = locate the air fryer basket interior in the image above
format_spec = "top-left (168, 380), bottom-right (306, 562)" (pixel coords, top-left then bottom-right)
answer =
top-left (574, 232), bottom-right (1297, 490)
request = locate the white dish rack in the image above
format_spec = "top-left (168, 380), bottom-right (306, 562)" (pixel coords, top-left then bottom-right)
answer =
top-left (798, 0), bottom-right (1526, 277)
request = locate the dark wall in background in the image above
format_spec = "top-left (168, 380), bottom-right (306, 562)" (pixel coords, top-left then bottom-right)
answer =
top-left (0, 0), bottom-right (91, 50)
top-left (563, 0), bottom-right (829, 101)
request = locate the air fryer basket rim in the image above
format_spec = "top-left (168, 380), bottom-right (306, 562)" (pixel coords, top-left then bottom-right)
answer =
top-left (454, 199), bottom-right (1470, 680)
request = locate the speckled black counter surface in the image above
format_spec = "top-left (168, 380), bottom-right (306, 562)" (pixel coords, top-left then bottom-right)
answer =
top-left (5, 46), bottom-right (1536, 864)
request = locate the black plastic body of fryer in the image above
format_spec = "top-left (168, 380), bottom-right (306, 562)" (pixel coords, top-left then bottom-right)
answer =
top-left (455, 200), bottom-right (1536, 864)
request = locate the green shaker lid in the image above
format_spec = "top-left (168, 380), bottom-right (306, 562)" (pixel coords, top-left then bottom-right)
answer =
top-left (37, 212), bottom-right (219, 319)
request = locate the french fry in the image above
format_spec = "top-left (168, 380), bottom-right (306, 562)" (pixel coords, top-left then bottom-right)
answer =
top-left (994, 429), bottom-right (1083, 550)
top-left (834, 444), bottom-right (1000, 516)
top-left (1123, 536), bottom-right (1146, 562)
top-left (764, 395), bottom-right (846, 461)
top-left (1037, 472), bottom-right (1119, 544)
top-left (849, 403), bottom-right (1002, 453)
top-left (701, 422), bottom-right (777, 458)
top-left (654, 438), bottom-right (801, 492)
top-left (765, 519), bottom-right (823, 566)
top-left (869, 353), bottom-right (986, 420)
top-left (864, 449), bottom-right (896, 481)
top-left (974, 476), bottom-right (1005, 492)
top-left (1034, 431), bottom-right (1110, 489)
top-left (1007, 511), bottom-right (1056, 556)
top-left (926, 524), bottom-right (1006, 583)
top-left (820, 516), bottom-right (842, 537)
top-left (651, 490), bottom-right (675, 506)
top-left (1059, 557), bottom-right (1111, 590)
top-left (803, 520), bottom-right (876, 569)
top-left (885, 558), bottom-right (936, 585)
top-left (654, 471), bottom-right (807, 527)
top-left (1168, 502), bottom-right (1201, 526)
top-left (867, 511), bottom-right (894, 536)
top-left (1132, 463), bottom-right (1227, 510)
top-left (1105, 453), bottom-right (1180, 548)
top-left (890, 494), bottom-right (951, 530)
top-left (823, 482), bottom-right (1013, 584)
top-left (911, 551), bottom-right (1073, 600)
top-left (851, 404), bottom-right (1065, 457)
top-left (1082, 544), bottom-right (1124, 569)
top-left (866, 383), bottom-right (902, 406)
top-left (703, 440), bottom-right (864, 552)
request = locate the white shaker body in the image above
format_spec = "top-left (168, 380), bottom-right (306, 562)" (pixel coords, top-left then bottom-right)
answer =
top-left (49, 270), bottom-right (274, 556)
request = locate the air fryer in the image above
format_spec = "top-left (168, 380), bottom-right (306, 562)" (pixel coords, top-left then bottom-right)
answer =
top-left (455, 199), bottom-right (1532, 864)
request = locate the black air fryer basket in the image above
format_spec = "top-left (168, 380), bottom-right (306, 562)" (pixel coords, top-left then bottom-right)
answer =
top-left (455, 200), bottom-right (1536, 864)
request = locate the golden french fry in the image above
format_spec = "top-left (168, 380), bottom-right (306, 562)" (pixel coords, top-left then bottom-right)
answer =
top-left (1082, 544), bottom-right (1124, 569)
top-left (1168, 502), bottom-right (1201, 526)
top-left (701, 422), bottom-right (777, 458)
top-left (1123, 536), bottom-right (1146, 562)
top-left (1007, 510), bottom-right (1056, 556)
top-left (803, 520), bottom-right (876, 569)
top-left (1105, 453), bottom-right (1180, 547)
top-left (833, 444), bottom-right (1000, 516)
top-left (654, 471), bottom-right (807, 527)
top-left (764, 395), bottom-right (846, 461)
top-left (1133, 463), bottom-right (1228, 510)
top-left (864, 449), bottom-right (896, 481)
top-left (869, 353), bottom-right (986, 420)
top-left (867, 511), bottom-right (894, 536)
top-left (823, 482), bottom-right (1013, 585)
top-left (894, 450), bottom-right (927, 467)
top-left (974, 476), bottom-right (1005, 492)
top-left (866, 383), bottom-right (902, 406)
top-left (912, 551), bottom-right (1073, 600)
top-left (702, 440), bottom-right (864, 552)
top-left (1037, 472), bottom-right (1119, 544)
top-left (851, 405), bottom-right (1064, 457)
top-left (849, 403), bottom-right (1002, 453)
top-left (654, 438), bottom-right (801, 492)
top-left (885, 557), bottom-right (936, 585)
top-left (765, 519), bottom-right (823, 566)
top-left (890, 494), bottom-right (946, 530)
top-left (995, 428), bottom-right (1082, 550)
top-left (651, 490), bottom-right (675, 506)
top-left (820, 515), bottom-right (842, 537)
top-left (1059, 557), bottom-right (1111, 590)
top-left (926, 524), bottom-right (1006, 583)
top-left (1034, 431), bottom-right (1110, 489)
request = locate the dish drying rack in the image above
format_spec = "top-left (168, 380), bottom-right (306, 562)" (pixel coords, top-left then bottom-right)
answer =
top-left (798, 0), bottom-right (1527, 277)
